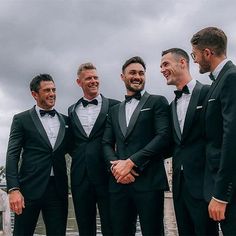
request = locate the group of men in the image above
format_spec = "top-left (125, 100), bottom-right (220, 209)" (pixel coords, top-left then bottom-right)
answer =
top-left (5, 26), bottom-right (236, 236)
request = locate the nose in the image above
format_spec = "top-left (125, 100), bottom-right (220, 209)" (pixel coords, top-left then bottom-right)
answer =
top-left (160, 67), bottom-right (165, 73)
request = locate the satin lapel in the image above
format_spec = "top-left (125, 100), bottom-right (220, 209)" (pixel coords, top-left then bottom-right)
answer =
top-left (53, 113), bottom-right (66, 151)
top-left (30, 107), bottom-right (52, 148)
top-left (89, 96), bottom-right (109, 138)
top-left (71, 102), bottom-right (87, 138)
top-left (171, 101), bottom-right (181, 140)
top-left (118, 101), bottom-right (127, 137)
top-left (182, 81), bottom-right (202, 140)
top-left (204, 61), bottom-right (233, 107)
top-left (125, 92), bottom-right (150, 138)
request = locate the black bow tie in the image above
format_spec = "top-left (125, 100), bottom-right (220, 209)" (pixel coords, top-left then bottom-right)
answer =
top-left (81, 98), bottom-right (98, 107)
top-left (209, 73), bottom-right (215, 81)
top-left (174, 85), bottom-right (190, 99)
top-left (39, 109), bottom-right (56, 117)
top-left (125, 92), bottom-right (142, 102)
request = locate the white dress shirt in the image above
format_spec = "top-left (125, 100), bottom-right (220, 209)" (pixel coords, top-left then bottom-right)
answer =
top-left (125, 91), bottom-right (144, 126)
top-left (75, 94), bottom-right (102, 136)
top-left (36, 106), bottom-right (60, 175)
top-left (176, 79), bottom-right (196, 133)
top-left (211, 58), bottom-right (228, 80)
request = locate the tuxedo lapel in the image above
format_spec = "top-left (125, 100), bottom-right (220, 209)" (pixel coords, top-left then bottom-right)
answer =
top-left (53, 113), bottom-right (66, 151)
top-left (70, 101), bottom-right (87, 138)
top-left (89, 95), bottom-right (109, 138)
top-left (204, 61), bottom-right (234, 105)
top-left (29, 107), bottom-right (52, 148)
top-left (171, 101), bottom-right (181, 140)
top-left (125, 92), bottom-right (150, 138)
top-left (118, 101), bottom-right (127, 137)
top-left (182, 81), bottom-right (202, 140)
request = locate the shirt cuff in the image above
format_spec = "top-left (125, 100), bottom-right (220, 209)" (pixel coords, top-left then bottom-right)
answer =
top-left (8, 187), bottom-right (20, 193)
top-left (212, 197), bottom-right (228, 204)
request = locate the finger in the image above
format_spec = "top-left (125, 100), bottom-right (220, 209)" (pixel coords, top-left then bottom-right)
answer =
top-left (110, 160), bottom-right (119, 165)
top-left (130, 169), bottom-right (139, 176)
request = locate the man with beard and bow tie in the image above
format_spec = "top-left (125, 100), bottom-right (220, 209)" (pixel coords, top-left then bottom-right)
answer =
top-left (68, 63), bottom-right (120, 236)
top-left (103, 56), bottom-right (171, 236)
top-left (160, 48), bottom-right (218, 236)
top-left (6, 74), bottom-right (69, 236)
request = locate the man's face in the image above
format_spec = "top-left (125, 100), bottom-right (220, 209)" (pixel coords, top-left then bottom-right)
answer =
top-left (77, 69), bottom-right (99, 99)
top-left (160, 52), bottom-right (182, 86)
top-left (191, 46), bottom-right (211, 74)
top-left (121, 63), bottom-right (145, 93)
top-left (32, 81), bottom-right (56, 110)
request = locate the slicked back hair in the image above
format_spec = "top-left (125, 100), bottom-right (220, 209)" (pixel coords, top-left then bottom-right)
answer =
top-left (77, 62), bottom-right (97, 77)
top-left (122, 56), bottom-right (146, 73)
top-left (30, 74), bottom-right (54, 92)
top-left (191, 27), bottom-right (227, 56)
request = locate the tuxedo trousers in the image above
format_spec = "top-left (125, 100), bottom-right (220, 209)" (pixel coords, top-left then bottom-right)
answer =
top-left (220, 192), bottom-right (236, 236)
top-left (109, 185), bottom-right (164, 236)
top-left (173, 172), bottom-right (218, 236)
top-left (13, 177), bottom-right (68, 236)
top-left (71, 175), bottom-right (112, 236)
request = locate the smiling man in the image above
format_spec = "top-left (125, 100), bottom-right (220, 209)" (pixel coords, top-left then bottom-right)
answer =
top-left (160, 48), bottom-right (218, 236)
top-left (6, 74), bottom-right (69, 236)
top-left (191, 26), bottom-right (236, 236)
top-left (103, 56), bottom-right (171, 236)
top-left (68, 63), bottom-right (119, 236)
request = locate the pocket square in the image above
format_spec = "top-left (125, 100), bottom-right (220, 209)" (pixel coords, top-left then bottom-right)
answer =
top-left (208, 98), bottom-right (216, 102)
top-left (65, 125), bottom-right (69, 128)
top-left (140, 108), bottom-right (151, 112)
top-left (196, 106), bottom-right (203, 109)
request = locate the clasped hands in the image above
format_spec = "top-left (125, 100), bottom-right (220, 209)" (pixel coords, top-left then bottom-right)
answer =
top-left (110, 159), bottom-right (139, 184)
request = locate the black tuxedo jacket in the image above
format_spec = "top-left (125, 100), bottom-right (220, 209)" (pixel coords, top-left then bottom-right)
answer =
top-left (203, 61), bottom-right (236, 202)
top-left (6, 106), bottom-right (69, 200)
top-left (68, 95), bottom-right (119, 187)
top-left (103, 92), bottom-right (171, 192)
top-left (170, 81), bottom-right (210, 199)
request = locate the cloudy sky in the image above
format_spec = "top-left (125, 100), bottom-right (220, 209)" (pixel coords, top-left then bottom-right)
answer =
top-left (1, 0), bottom-right (236, 166)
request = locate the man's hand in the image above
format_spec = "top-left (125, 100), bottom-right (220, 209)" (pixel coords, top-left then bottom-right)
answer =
top-left (9, 190), bottom-right (25, 215)
top-left (208, 198), bottom-right (227, 221)
top-left (111, 159), bottom-right (135, 180)
top-left (116, 169), bottom-right (139, 184)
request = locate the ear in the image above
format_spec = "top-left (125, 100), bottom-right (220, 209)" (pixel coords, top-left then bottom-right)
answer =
top-left (31, 91), bottom-right (38, 101)
top-left (204, 48), bottom-right (212, 57)
top-left (179, 58), bottom-right (186, 69)
top-left (121, 73), bottom-right (125, 82)
top-left (76, 78), bottom-right (81, 87)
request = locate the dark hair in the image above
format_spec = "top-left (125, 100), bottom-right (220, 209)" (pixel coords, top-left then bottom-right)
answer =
top-left (162, 48), bottom-right (190, 64)
top-left (122, 56), bottom-right (146, 73)
top-left (30, 74), bottom-right (54, 92)
top-left (191, 27), bottom-right (227, 56)
top-left (77, 62), bottom-right (96, 76)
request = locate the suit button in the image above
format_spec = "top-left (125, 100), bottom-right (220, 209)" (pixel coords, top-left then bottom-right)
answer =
top-left (125, 142), bottom-right (128, 145)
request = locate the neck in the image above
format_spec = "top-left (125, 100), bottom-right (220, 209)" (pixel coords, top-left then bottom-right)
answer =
top-left (84, 93), bottom-right (99, 100)
top-left (176, 75), bottom-right (192, 90)
top-left (210, 55), bottom-right (227, 72)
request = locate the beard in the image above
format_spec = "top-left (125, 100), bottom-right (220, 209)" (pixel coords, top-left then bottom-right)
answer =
top-left (125, 82), bottom-right (145, 93)
top-left (199, 57), bottom-right (211, 74)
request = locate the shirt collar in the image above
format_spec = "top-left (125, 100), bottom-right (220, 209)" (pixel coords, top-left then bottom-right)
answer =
top-left (185, 79), bottom-right (196, 94)
top-left (211, 59), bottom-right (228, 80)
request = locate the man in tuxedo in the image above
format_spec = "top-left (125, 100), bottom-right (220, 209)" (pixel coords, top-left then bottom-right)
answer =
top-left (6, 74), bottom-right (69, 236)
top-left (103, 56), bottom-right (171, 236)
top-left (68, 62), bottom-right (119, 236)
top-left (160, 48), bottom-right (218, 235)
top-left (191, 26), bottom-right (236, 235)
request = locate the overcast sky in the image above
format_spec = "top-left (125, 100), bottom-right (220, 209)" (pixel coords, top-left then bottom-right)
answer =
top-left (1, 0), bottom-right (236, 166)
